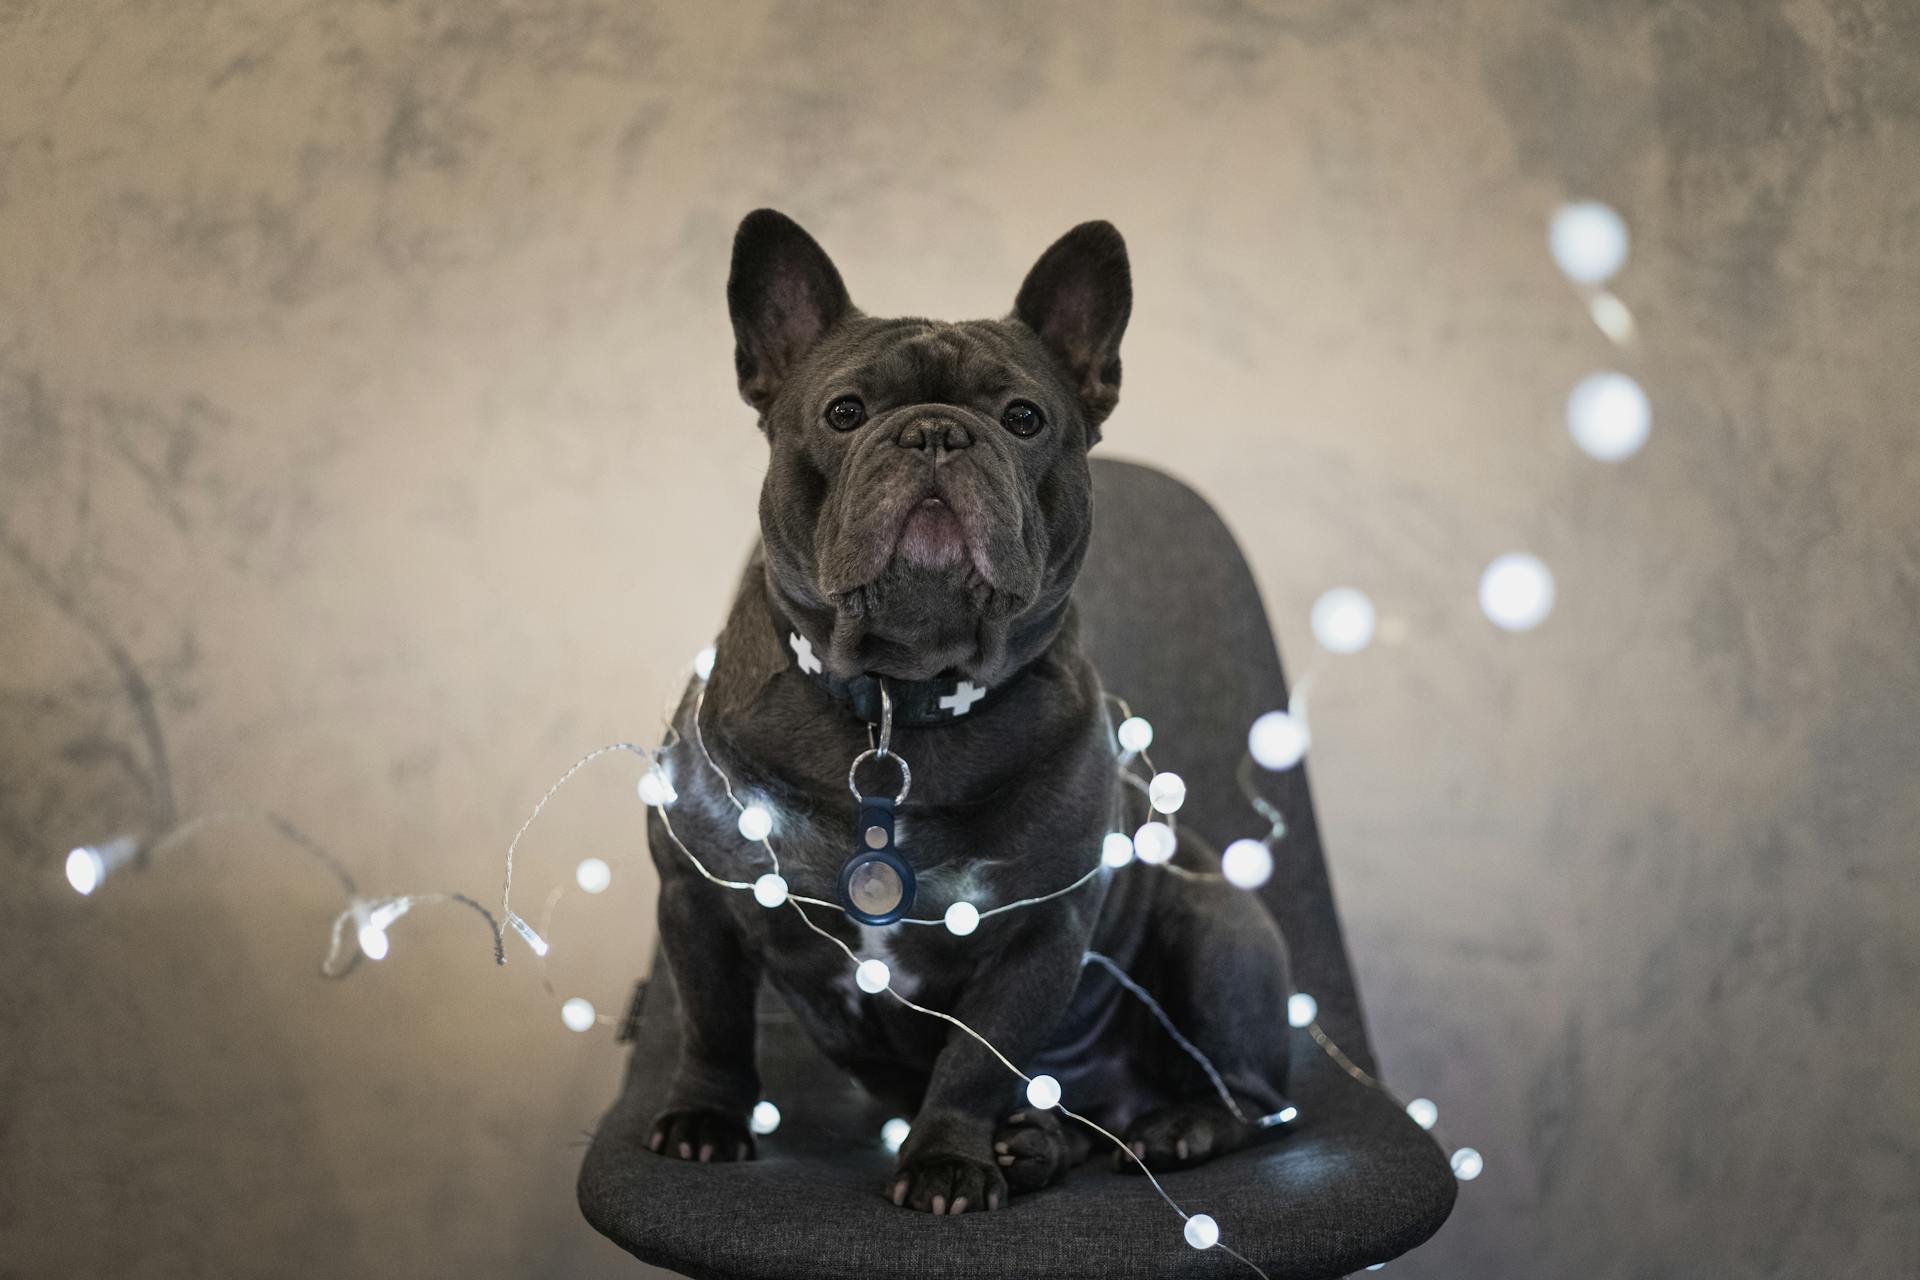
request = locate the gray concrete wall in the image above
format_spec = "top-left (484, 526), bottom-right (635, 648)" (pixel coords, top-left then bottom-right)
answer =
top-left (2, 2), bottom-right (1916, 1277)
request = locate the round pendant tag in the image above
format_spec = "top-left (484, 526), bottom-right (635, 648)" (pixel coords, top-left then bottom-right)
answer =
top-left (838, 848), bottom-right (916, 925)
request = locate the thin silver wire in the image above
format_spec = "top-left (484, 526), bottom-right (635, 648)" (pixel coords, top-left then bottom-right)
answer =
top-left (1082, 950), bottom-right (1248, 1123)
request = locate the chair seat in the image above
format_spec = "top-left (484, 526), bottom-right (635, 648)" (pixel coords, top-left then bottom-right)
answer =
top-left (578, 460), bottom-right (1456, 1277)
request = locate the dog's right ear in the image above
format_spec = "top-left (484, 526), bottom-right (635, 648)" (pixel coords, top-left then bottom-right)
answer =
top-left (727, 210), bottom-right (853, 414)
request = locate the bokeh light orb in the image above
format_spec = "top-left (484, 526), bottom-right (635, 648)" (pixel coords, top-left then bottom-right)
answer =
top-left (1102, 832), bottom-right (1136, 868)
top-left (1148, 771), bottom-right (1186, 814)
top-left (751, 1100), bottom-right (782, 1135)
top-left (1311, 587), bottom-right (1376, 655)
top-left (1184, 1213), bottom-right (1219, 1249)
top-left (855, 959), bottom-right (891, 994)
top-left (1406, 1097), bottom-right (1440, 1130)
top-left (1025, 1074), bottom-right (1062, 1109)
top-left (752, 872), bottom-right (789, 909)
top-left (1133, 821), bottom-right (1177, 865)
top-left (944, 901), bottom-right (980, 936)
top-left (1451, 1146), bottom-right (1485, 1181)
top-left (1116, 715), bottom-right (1154, 753)
top-left (1287, 992), bottom-right (1319, 1028)
top-left (560, 997), bottom-right (596, 1032)
top-left (1479, 553), bottom-right (1557, 632)
top-left (1550, 200), bottom-right (1629, 285)
top-left (1566, 370), bottom-right (1650, 461)
top-left (1247, 709), bottom-right (1310, 771)
top-left (575, 857), bottom-right (612, 894)
top-left (1222, 839), bottom-right (1274, 890)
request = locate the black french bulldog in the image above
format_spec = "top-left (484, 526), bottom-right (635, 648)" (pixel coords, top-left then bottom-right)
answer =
top-left (643, 209), bottom-right (1293, 1214)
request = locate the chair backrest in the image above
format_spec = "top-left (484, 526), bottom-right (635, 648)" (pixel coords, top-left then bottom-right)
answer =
top-left (1076, 458), bottom-right (1374, 1072)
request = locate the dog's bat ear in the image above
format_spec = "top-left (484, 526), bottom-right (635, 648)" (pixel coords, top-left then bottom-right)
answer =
top-left (728, 209), bottom-right (854, 414)
top-left (1013, 221), bottom-right (1131, 440)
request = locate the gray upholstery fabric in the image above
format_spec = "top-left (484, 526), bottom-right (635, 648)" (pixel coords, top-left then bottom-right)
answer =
top-left (578, 460), bottom-right (1456, 1277)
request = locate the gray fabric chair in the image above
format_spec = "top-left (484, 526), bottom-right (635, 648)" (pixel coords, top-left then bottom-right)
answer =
top-left (578, 459), bottom-right (1456, 1278)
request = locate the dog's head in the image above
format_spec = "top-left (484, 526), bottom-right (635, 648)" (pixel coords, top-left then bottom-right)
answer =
top-left (728, 209), bottom-right (1130, 683)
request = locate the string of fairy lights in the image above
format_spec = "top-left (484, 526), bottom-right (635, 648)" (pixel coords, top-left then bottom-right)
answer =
top-left (55, 201), bottom-right (1645, 1274)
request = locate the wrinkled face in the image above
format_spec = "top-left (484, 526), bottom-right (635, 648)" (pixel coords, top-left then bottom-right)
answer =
top-left (727, 211), bottom-right (1131, 682)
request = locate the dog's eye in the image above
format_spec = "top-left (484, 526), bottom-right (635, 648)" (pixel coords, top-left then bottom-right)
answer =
top-left (824, 396), bottom-right (867, 431)
top-left (1000, 400), bottom-right (1045, 438)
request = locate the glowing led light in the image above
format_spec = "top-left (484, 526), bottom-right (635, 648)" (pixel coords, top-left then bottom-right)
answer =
top-left (1133, 821), bottom-right (1177, 865)
top-left (944, 901), bottom-right (980, 936)
top-left (63, 835), bottom-right (139, 896)
top-left (1588, 292), bottom-right (1636, 345)
top-left (1247, 709), bottom-right (1310, 771)
top-left (1276, 1105), bottom-right (1298, 1124)
top-left (1183, 1213), bottom-right (1219, 1250)
top-left (1479, 553), bottom-right (1556, 632)
top-left (507, 912), bottom-right (550, 957)
top-left (1116, 715), bottom-right (1154, 753)
top-left (66, 846), bottom-right (105, 896)
top-left (1222, 839), bottom-right (1274, 890)
top-left (357, 922), bottom-right (390, 961)
top-left (637, 765), bottom-right (676, 808)
top-left (693, 645), bottom-right (717, 681)
top-left (1288, 992), bottom-right (1318, 1028)
top-left (1567, 370), bottom-right (1650, 461)
top-left (1311, 587), bottom-right (1376, 655)
top-left (1450, 1147), bottom-right (1484, 1181)
top-left (737, 803), bottom-right (773, 842)
top-left (575, 857), bottom-right (612, 894)
top-left (855, 959), bottom-right (891, 994)
top-left (881, 1117), bottom-right (911, 1153)
top-left (560, 996), bottom-right (596, 1032)
top-left (1148, 771), bottom-right (1186, 814)
top-left (352, 900), bottom-right (393, 961)
top-left (750, 1100), bottom-right (782, 1135)
top-left (1406, 1097), bottom-right (1439, 1130)
top-left (1549, 200), bottom-right (1629, 285)
top-left (1101, 832), bottom-right (1136, 868)
top-left (752, 873), bottom-right (789, 908)
top-left (1025, 1074), bottom-right (1061, 1109)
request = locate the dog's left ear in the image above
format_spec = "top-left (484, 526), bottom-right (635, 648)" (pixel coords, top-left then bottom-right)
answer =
top-left (728, 209), bottom-right (855, 414)
top-left (1013, 221), bottom-right (1131, 440)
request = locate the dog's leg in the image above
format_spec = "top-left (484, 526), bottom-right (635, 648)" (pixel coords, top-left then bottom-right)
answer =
top-left (1114, 875), bottom-right (1293, 1174)
top-left (888, 925), bottom-right (1086, 1214)
top-left (990, 1106), bottom-right (1090, 1192)
top-left (646, 877), bottom-right (764, 1163)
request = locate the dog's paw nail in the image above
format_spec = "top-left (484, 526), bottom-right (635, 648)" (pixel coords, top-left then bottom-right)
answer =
top-left (892, 1179), bottom-right (909, 1206)
top-left (1175, 1138), bottom-right (1188, 1160)
top-left (931, 1195), bottom-right (947, 1215)
top-left (1130, 1141), bottom-right (1146, 1161)
top-left (1008, 1111), bottom-right (1028, 1125)
top-left (678, 1142), bottom-right (693, 1160)
top-left (698, 1143), bottom-right (714, 1163)
top-left (993, 1142), bottom-right (1009, 1155)
top-left (647, 1131), bottom-right (664, 1152)
top-left (997, 1155), bottom-right (1015, 1166)
top-left (988, 1190), bottom-right (1002, 1211)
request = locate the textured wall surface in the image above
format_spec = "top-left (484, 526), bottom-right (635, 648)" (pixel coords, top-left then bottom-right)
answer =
top-left (3, 2), bottom-right (1917, 1277)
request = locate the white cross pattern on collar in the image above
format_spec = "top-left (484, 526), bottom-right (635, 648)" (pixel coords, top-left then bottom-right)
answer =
top-left (790, 631), bottom-right (823, 675)
top-left (939, 680), bottom-right (987, 716)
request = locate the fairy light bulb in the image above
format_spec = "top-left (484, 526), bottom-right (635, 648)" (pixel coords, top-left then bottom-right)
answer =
top-left (560, 997), bottom-right (596, 1032)
top-left (855, 959), bottom-right (891, 994)
top-left (1133, 821), bottom-right (1176, 865)
top-left (1450, 1147), bottom-right (1484, 1181)
top-left (1311, 587), bottom-right (1376, 655)
top-left (353, 901), bottom-right (391, 962)
top-left (693, 645), bottom-right (717, 681)
top-left (1287, 992), bottom-right (1318, 1028)
top-left (944, 901), bottom-right (980, 936)
top-left (1221, 839), bottom-right (1274, 890)
top-left (1116, 715), bottom-right (1153, 753)
top-left (1183, 1213), bottom-right (1219, 1250)
top-left (1479, 553), bottom-right (1556, 632)
top-left (1549, 200), bottom-right (1629, 285)
top-left (1566, 370), bottom-right (1650, 461)
top-left (881, 1117), bottom-right (911, 1153)
top-left (637, 765), bottom-right (676, 808)
top-left (1101, 832), bottom-right (1135, 868)
top-left (63, 834), bottom-right (140, 896)
top-left (574, 857), bottom-right (612, 894)
top-left (1147, 771), bottom-right (1186, 814)
top-left (737, 803), bottom-right (773, 842)
top-left (1248, 709), bottom-right (1309, 771)
top-left (1406, 1097), bottom-right (1439, 1130)
top-left (750, 1100), bottom-right (781, 1135)
top-left (753, 872), bottom-right (789, 908)
top-left (507, 912), bottom-right (550, 957)
top-left (1025, 1074), bottom-right (1061, 1109)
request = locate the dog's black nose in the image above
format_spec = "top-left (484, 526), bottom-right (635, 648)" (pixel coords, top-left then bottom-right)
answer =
top-left (894, 415), bottom-right (974, 452)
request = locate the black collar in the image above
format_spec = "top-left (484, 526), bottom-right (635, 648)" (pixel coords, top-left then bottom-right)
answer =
top-left (779, 624), bottom-right (1021, 726)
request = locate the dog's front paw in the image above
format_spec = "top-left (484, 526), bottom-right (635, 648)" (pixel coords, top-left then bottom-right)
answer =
top-left (647, 1108), bottom-right (755, 1163)
top-left (1114, 1102), bottom-right (1248, 1173)
top-left (888, 1150), bottom-right (1007, 1214)
top-left (992, 1108), bottom-right (1072, 1193)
